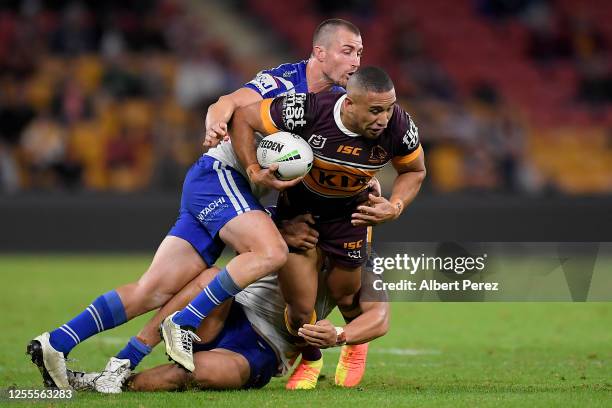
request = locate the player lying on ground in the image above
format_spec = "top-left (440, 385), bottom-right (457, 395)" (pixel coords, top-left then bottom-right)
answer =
top-left (69, 213), bottom-right (323, 393)
top-left (227, 66), bottom-right (426, 388)
top-left (28, 128), bottom-right (301, 389)
top-left (67, 254), bottom-right (388, 392)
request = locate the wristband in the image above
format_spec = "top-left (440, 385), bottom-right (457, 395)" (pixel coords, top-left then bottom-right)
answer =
top-left (335, 326), bottom-right (347, 346)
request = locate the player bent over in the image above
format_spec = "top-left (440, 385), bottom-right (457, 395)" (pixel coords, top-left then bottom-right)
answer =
top-left (68, 255), bottom-right (388, 392)
top-left (229, 66), bottom-right (426, 388)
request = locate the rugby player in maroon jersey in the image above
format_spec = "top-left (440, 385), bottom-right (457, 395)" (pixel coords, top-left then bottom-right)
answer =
top-left (231, 66), bottom-right (426, 387)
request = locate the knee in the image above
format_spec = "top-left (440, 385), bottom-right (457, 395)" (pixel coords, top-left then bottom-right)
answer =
top-left (287, 303), bottom-right (316, 329)
top-left (260, 240), bottom-right (289, 272)
top-left (193, 369), bottom-right (215, 388)
top-left (292, 309), bottom-right (315, 328)
top-left (132, 279), bottom-right (172, 310)
top-left (195, 267), bottom-right (221, 291)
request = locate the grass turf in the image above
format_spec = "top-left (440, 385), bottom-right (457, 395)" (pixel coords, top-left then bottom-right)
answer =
top-left (0, 254), bottom-right (611, 407)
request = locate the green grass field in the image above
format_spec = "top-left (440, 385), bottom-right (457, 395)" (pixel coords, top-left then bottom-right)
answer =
top-left (1, 255), bottom-right (611, 407)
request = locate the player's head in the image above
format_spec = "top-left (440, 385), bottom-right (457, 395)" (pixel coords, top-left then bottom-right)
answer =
top-left (344, 66), bottom-right (396, 139)
top-left (312, 19), bottom-right (362, 88)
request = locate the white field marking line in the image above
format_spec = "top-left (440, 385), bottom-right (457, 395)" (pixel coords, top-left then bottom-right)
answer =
top-left (80, 338), bottom-right (445, 356)
top-left (323, 348), bottom-right (441, 356)
top-left (91, 336), bottom-right (128, 346)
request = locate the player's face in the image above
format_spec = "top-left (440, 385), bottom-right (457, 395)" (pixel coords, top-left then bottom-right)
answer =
top-left (347, 89), bottom-right (396, 139)
top-left (323, 28), bottom-right (363, 87)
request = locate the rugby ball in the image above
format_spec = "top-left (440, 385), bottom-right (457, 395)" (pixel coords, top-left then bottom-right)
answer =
top-left (257, 132), bottom-right (313, 180)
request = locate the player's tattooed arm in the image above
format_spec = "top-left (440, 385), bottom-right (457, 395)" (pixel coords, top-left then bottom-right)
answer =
top-left (388, 146), bottom-right (426, 218)
top-left (231, 101), bottom-right (302, 191)
top-left (204, 87), bottom-right (262, 148)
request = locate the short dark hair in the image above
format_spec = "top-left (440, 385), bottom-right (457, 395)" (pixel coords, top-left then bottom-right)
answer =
top-left (312, 18), bottom-right (360, 46)
top-left (348, 66), bottom-right (394, 93)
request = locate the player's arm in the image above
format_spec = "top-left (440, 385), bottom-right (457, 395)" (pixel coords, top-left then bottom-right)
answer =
top-left (204, 87), bottom-right (263, 148)
top-left (351, 148), bottom-right (425, 226)
top-left (387, 146), bottom-right (426, 218)
top-left (352, 110), bottom-right (426, 226)
top-left (297, 301), bottom-right (389, 348)
top-left (231, 100), bottom-right (302, 191)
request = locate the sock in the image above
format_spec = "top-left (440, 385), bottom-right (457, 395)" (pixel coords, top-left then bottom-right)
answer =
top-left (172, 268), bottom-right (241, 329)
top-left (301, 345), bottom-right (322, 361)
top-left (49, 290), bottom-right (127, 355)
top-left (116, 337), bottom-right (152, 369)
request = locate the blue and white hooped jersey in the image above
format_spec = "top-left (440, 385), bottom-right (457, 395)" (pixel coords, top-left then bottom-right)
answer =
top-left (244, 60), bottom-right (345, 98)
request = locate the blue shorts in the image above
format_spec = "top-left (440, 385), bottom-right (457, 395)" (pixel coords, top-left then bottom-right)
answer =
top-left (167, 155), bottom-right (264, 266)
top-left (193, 302), bottom-right (279, 389)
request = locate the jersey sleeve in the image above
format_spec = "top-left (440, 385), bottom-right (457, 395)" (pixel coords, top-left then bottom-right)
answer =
top-left (259, 93), bottom-right (317, 136)
top-left (390, 105), bottom-right (422, 168)
top-left (244, 71), bottom-right (295, 98)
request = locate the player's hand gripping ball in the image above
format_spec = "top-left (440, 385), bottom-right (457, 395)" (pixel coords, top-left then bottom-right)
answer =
top-left (257, 132), bottom-right (313, 180)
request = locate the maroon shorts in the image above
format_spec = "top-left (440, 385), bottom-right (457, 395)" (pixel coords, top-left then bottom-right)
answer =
top-left (308, 218), bottom-right (368, 268)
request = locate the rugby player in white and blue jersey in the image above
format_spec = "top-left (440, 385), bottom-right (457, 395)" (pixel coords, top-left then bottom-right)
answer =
top-left (27, 18), bottom-right (365, 393)
top-left (66, 248), bottom-right (388, 392)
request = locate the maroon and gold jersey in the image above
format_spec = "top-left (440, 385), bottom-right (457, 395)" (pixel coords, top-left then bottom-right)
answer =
top-left (259, 91), bottom-right (422, 220)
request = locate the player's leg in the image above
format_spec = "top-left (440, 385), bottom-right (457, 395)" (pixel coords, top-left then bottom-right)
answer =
top-left (28, 161), bottom-right (221, 390)
top-left (163, 159), bottom-right (288, 370)
top-left (27, 235), bottom-right (206, 390)
top-left (334, 226), bottom-right (374, 387)
top-left (190, 302), bottom-right (279, 390)
top-left (115, 236), bottom-right (207, 317)
top-left (92, 266), bottom-right (223, 393)
top-left (191, 349), bottom-right (250, 389)
top-left (277, 248), bottom-right (324, 390)
top-left (126, 364), bottom-right (195, 392)
top-left (315, 221), bottom-right (369, 388)
top-left (278, 248), bottom-right (320, 335)
top-left (126, 349), bottom-right (250, 391)
top-left (131, 266), bottom-right (222, 352)
top-left (142, 302), bottom-right (277, 391)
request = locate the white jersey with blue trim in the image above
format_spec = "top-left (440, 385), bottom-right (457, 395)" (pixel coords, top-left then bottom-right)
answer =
top-left (235, 268), bottom-right (336, 377)
top-left (206, 59), bottom-right (345, 176)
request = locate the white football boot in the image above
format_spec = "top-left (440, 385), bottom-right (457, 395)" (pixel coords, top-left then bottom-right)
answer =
top-left (160, 312), bottom-right (200, 372)
top-left (27, 332), bottom-right (71, 389)
top-left (67, 369), bottom-right (99, 391)
top-left (93, 357), bottom-right (132, 393)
